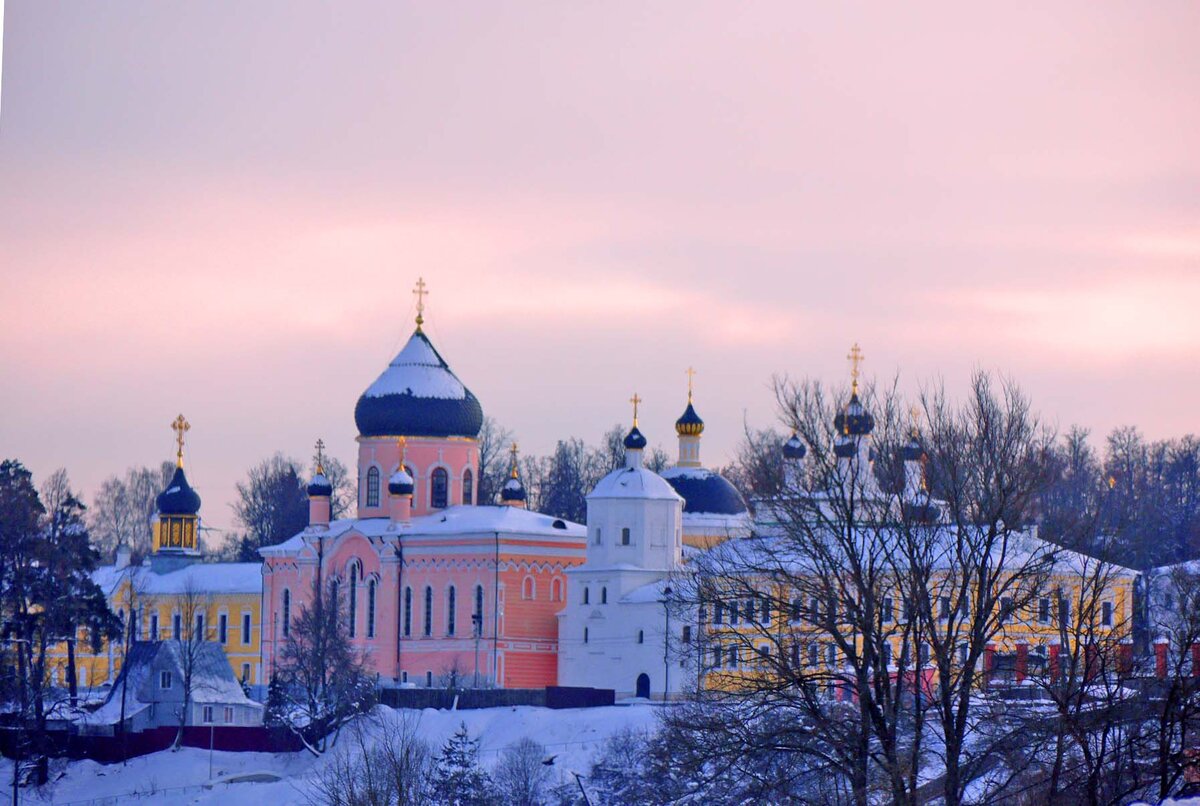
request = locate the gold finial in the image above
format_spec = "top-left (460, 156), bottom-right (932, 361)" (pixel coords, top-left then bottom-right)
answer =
top-left (847, 342), bottom-right (865, 395)
top-left (509, 441), bottom-right (520, 479)
top-left (686, 367), bottom-right (696, 404)
top-left (397, 436), bottom-right (408, 468)
top-left (413, 277), bottom-right (429, 331)
top-left (314, 438), bottom-right (326, 475)
top-left (171, 414), bottom-right (190, 468)
top-left (629, 393), bottom-right (642, 428)
top-left (908, 405), bottom-right (921, 438)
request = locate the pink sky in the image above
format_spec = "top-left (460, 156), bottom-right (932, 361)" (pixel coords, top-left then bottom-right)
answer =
top-left (1, 2), bottom-right (1198, 537)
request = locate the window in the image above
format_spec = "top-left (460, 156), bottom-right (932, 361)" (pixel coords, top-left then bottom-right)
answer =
top-left (593, 528), bottom-right (602, 545)
top-left (462, 469), bottom-right (473, 506)
top-left (583, 587), bottom-right (590, 605)
top-left (203, 705), bottom-right (214, 724)
top-left (150, 613), bottom-right (159, 641)
top-left (224, 706), bottom-right (234, 724)
top-left (638, 630), bottom-right (644, 644)
top-left (826, 644), bottom-right (837, 666)
top-left (447, 586), bottom-right (456, 636)
top-left (711, 646), bottom-right (722, 670)
top-left (939, 597), bottom-right (951, 620)
top-left (621, 527), bottom-right (631, 546)
top-left (195, 612), bottom-right (205, 641)
top-left (423, 586), bottom-right (433, 636)
top-left (919, 643), bottom-right (931, 666)
top-left (404, 587), bottom-right (413, 637)
top-left (160, 670), bottom-right (172, 690)
top-left (241, 663), bottom-right (250, 682)
top-left (999, 597), bottom-right (1013, 625)
top-left (1058, 597), bottom-right (1071, 629)
top-left (426, 671), bottom-right (433, 687)
top-left (473, 585), bottom-right (484, 636)
top-left (584, 628), bottom-right (589, 644)
top-left (218, 614), bottom-right (228, 644)
top-left (242, 613), bottom-right (251, 645)
top-left (790, 598), bottom-right (802, 624)
top-left (882, 596), bottom-right (894, 623)
top-left (727, 645), bottom-right (739, 669)
top-left (522, 576), bottom-right (535, 600)
top-left (809, 597), bottom-right (821, 622)
top-left (601, 587), bottom-right (608, 605)
top-left (882, 642), bottom-right (893, 668)
top-left (958, 643), bottom-right (969, 664)
top-left (431, 467), bottom-right (449, 509)
top-left (761, 598), bottom-right (772, 626)
top-left (714, 603), bottom-right (724, 625)
top-left (368, 579), bottom-right (377, 638)
top-left (282, 589), bottom-right (291, 638)
top-left (682, 625), bottom-right (692, 644)
top-left (172, 613), bottom-right (182, 641)
top-left (730, 601), bottom-right (740, 625)
top-left (366, 467), bottom-right (380, 507)
top-left (1101, 601), bottom-right (1113, 627)
top-left (807, 644), bottom-right (819, 666)
top-left (1038, 598), bottom-right (1050, 624)
top-left (551, 578), bottom-right (563, 602)
top-left (348, 563), bottom-right (359, 638)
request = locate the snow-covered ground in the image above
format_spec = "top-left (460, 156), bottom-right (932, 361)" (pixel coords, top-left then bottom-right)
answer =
top-left (3, 702), bottom-right (659, 805)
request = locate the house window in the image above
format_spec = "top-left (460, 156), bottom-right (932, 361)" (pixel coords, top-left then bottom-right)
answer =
top-left (583, 587), bottom-right (589, 605)
top-left (366, 467), bottom-right (380, 508)
top-left (172, 613), bottom-right (182, 641)
top-left (593, 528), bottom-right (602, 545)
top-left (462, 469), bottom-right (473, 506)
top-left (713, 603), bottom-right (723, 625)
top-left (224, 706), bottom-right (234, 724)
top-left (1102, 601), bottom-right (1113, 627)
top-left (195, 613), bottom-right (205, 641)
top-left (431, 468), bottom-right (449, 509)
top-left (790, 598), bottom-right (802, 624)
top-left (203, 705), bottom-right (214, 724)
top-left (939, 597), bottom-right (950, 620)
top-left (807, 644), bottom-right (819, 666)
top-left (150, 614), bottom-right (159, 641)
top-left (584, 628), bottom-right (589, 644)
top-left (601, 587), bottom-right (608, 605)
top-left (367, 579), bottom-right (377, 638)
top-left (682, 626), bottom-right (691, 644)
top-left (426, 671), bottom-right (433, 687)
top-left (473, 585), bottom-right (484, 636)
top-left (218, 614), bottom-right (228, 644)
top-left (447, 586), bottom-right (456, 637)
top-left (637, 630), bottom-right (644, 644)
top-left (242, 613), bottom-right (251, 645)
top-left (551, 578), bottom-right (563, 602)
top-left (882, 642), bottom-right (893, 668)
top-left (348, 563), bottom-right (359, 638)
top-left (711, 646), bottom-right (722, 670)
top-left (241, 663), bottom-right (250, 682)
top-left (522, 576), bottom-right (535, 600)
top-left (1058, 597), bottom-right (1071, 629)
top-left (282, 589), bottom-right (291, 638)
top-left (882, 596), bottom-right (894, 623)
top-left (160, 670), bottom-right (172, 690)
top-left (404, 587), bottom-right (413, 637)
top-left (727, 646), bottom-right (739, 669)
top-left (621, 527), bottom-right (631, 546)
top-left (730, 602), bottom-right (740, 625)
top-left (919, 643), bottom-right (931, 666)
top-left (1038, 598), bottom-right (1050, 624)
top-left (423, 586), bottom-right (433, 636)
top-left (826, 644), bottom-right (837, 666)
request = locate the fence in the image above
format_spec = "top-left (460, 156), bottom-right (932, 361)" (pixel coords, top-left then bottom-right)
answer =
top-left (377, 685), bottom-right (614, 711)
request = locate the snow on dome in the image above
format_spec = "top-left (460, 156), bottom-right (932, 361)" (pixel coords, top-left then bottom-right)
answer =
top-left (588, 466), bottom-right (683, 503)
top-left (354, 329), bottom-right (484, 438)
top-left (660, 465), bottom-right (748, 515)
top-left (388, 467), bottom-right (415, 496)
top-left (307, 472), bottom-right (333, 497)
top-left (501, 476), bottom-right (527, 502)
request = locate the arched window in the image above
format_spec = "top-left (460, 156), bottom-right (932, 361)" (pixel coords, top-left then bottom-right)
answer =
top-left (583, 587), bottom-right (590, 605)
top-left (423, 586), bottom-right (433, 636)
top-left (431, 467), bottom-right (449, 509)
top-left (367, 579), bottom-right (377, 639)
top-left (474, 585), bottom-right (484, 636)
top-left (281, 589), bottom-right (291, 638)
top-left (403, 587), bottom-right (413, 637)
top-left (462, 469), bottom-right (473, 506)
top-left (366, 467), bottom-right (380, 508)
top-left (551, 578), bottom-right (563, 602)
top-left (522, 576), bottom-right (535, 600)
top-left (601, 587), bottom-right (608, 605)
top-left (621, 527), bottom-right (631, 546)
top-left (348, 563), bottom-right (359, 638)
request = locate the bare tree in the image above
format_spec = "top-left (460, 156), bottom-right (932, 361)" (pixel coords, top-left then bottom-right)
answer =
top-left (306, 711), bottom-right (436, 806)
top-left (493, 737), bottom-right (553, 806)
top-left (90, 463), bottom-right (173, 561)
top-left (168, 577), bottom-right (215, 749)
top-left (475, 417), bottom-right (514, 506)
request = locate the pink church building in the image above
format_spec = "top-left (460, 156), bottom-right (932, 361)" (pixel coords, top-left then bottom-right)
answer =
top-left (261, 303), bottom-right (586, 688)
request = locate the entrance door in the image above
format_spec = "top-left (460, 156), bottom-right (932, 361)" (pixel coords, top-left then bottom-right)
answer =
top-left (635, 673), bottom-right (650, 699)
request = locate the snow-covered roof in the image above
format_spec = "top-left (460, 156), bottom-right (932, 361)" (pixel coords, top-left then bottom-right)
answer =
top-left (588, 466), bottom-right (683, 503)
top-left (92, 561), bottom-right (262, 595)
top-left (362, 331), bottom-right (468, 401)
top-left (660, 466), bottom-right (748, 515)
top-left (620, 579), bottom-right (673, 604)
top-left (262, 505), bottom-right (585, 557)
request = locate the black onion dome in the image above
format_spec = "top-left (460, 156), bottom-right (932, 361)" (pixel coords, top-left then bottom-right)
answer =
top-left (782, 433), bottom-right (807, 459)
top-left (900, 438), bottom-right (923, 462)
top-left (354, 330), bottom-right (484, 439)
top-left (501, 477), bottom-right (527, 502)
top-left (307, 472), bottom-right (333, 498)
top-left (661, 467), bottom-right (749, 516)
top-left (833, 436), bottom-right (856, 458)
top-left (624, 426), bottom-right (648, 450)
top-left (388, 468), bottom-right (414, 497)
top-left (833, 392), bottom-right (875, 436)
top-left (156, 466), bottom-right (201, 515)
top-left (675, 402), bottom-right (704, 436)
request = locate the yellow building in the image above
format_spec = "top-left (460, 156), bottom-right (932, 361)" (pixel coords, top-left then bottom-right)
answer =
top-left (47, 415), bottom-right (264, 692)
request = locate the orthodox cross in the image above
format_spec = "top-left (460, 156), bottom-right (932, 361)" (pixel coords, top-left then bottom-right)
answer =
top-left (314, 438), bottom-right (326, 475)
top-left (510, 442), bottom-right (520, 478)
top-left (413, 277), bottom-right (428, 330)
top-left (171, 414), bottom-right (190, 468)
top-left (686, 367), bottom-right (696, 403)
top-left (847, 343), bottom-right (865, 394)
top-left (629, 393), bottom-right (642, 427)
top-left (397, 435), bottom-right (408, 467)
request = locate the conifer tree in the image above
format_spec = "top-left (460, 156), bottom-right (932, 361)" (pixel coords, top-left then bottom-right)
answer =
top-left (433, 722), bottom-right (494, 806)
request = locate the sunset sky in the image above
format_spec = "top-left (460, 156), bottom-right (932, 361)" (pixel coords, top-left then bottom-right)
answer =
top-left (1, 2), bottom-right (1198, 538)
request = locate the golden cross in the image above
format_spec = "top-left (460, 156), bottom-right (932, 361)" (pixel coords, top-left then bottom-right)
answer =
top-left (629, 393), bottom-right (642, 427)
top-left (397, 436), bottom-right (408, 467)
top-left (847, 342), bottom-right (865, 393)
top-left (685, 367), bottom-right (696, 403)
top-left (413, 277), bottom-right (428, 330)
top-left (171, 414), bottom-right (190, 468)
top-left (314, 438), bottom-right (326, 475)
top-left (908, 405), bottom-right (921, 438)
top-left (510, 441), bottom-right (520, 478)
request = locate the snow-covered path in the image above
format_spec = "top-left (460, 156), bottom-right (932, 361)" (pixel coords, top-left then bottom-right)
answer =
top-left (5, 702), bottom-right (659, 805)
